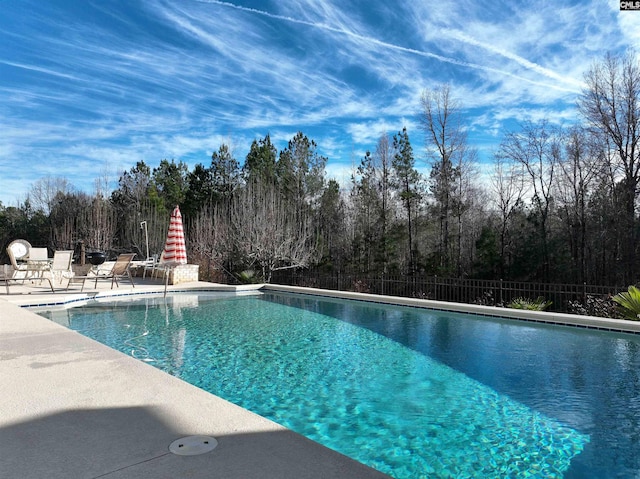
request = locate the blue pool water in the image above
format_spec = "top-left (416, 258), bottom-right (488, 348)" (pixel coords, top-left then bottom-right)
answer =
top-left (37, 292), bottom-right (640, 478)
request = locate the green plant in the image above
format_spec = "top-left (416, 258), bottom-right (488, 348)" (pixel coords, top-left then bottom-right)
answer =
top-left (612, 285), bottom-right (640, 320)
top-left (237, 270), bottom-right (261, 284)
top-left (507, 296), bottom-right (552, 311)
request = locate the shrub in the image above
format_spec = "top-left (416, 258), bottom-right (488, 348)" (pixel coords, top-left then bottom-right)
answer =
top-left (353, 280), bottom-right (371, 293)
top-left (567, 295), bottom-right (620, 319)
top-left (507, 296), bottom-right (552, 311)
top-left (612, 286), bottom-right (640, 321)
top-left (472, 290), bottom-right (503, 307)
top-left (237, 270), bottom-right (260, 284)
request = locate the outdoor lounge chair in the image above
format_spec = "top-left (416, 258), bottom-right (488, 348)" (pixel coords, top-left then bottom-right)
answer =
top-left (28, 247), bottom-right (48, 261)
top-left (48, 250), bottom-right (74, 285)
top-left (26, 247), bottom-right (53, 281)
top-left (91, 253), bottom-right (136, 289)
top-left (4, 248), bottom-right (55, 293)
top-left (0, 264), bottom-right (14, 294)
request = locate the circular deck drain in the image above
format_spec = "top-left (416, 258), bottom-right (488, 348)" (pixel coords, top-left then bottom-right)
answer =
top-left (169, 435), bottom-right (218, 456)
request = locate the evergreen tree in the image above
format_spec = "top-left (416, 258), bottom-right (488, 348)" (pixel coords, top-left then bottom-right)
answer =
top-left (317, 179), bottom-right (347, 269)
top-left (243, 134), bottom-right (277, 184)
top-left (350, 151), bottom-right (380, 272)
top-left (183, 163), bottom-right (214, 216)
top-left (277, 131), bottom-right (327, 212)
top-left (392, 127), bottom-right (422, 274)
top-left (210, 143), bottom-right (241, 203)
top-left (151, 159), bottom-right (189, 213)
top-left (350, 135), bottom-right (397, 274)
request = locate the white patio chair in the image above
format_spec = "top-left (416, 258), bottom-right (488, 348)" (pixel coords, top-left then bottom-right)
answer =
top-left (6, 239), bottom-right (30, 278)
top-left (5, 247), bottom-right (54, 292)
top-left (0, 264), bottom-right (13, 294)
top-left (142, 254), bottom-right (159, 279)
top-left (28, 247), bottom-right (48, 261)
top-left (48, 250), bottom-right (74, 285)
top-left (25, 247), bottom-right (52, 281)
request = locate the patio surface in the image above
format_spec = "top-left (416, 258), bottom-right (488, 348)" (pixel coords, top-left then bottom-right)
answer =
top-left (0, 276), bottom-right (390, 479)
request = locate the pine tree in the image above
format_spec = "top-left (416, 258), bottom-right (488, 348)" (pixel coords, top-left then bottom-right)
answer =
top-left (392, 127), bottom-right (422, 274)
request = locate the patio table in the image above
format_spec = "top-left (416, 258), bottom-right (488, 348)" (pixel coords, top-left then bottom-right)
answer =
top-left (25, 258), bottom-right (53, 279)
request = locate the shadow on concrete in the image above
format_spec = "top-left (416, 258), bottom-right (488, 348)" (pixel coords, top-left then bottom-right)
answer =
top-left (0, 405), bottom-right (390, 479)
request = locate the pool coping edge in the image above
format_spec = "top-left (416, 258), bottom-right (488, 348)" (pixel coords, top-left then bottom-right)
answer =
top-left (262, 284), bottom-right (640, 335)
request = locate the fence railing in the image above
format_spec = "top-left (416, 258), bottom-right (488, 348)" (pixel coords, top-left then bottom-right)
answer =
top-left (270, 270), bottom-right (625, 313)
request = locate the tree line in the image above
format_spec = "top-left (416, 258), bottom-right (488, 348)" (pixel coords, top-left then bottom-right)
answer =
top-left (1, 52), bottom-right (638, 286)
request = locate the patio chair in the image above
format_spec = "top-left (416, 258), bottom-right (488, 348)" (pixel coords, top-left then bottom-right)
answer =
top-left (27, 247), bottom-right (54, 281)
top-left (142, 254), bottom-right (159, 279)
top-left (4, 249), bottom-right (55, 293)
top-left (28, 247), bottom-right (48, 261)
top-left (48, 250), bottom-right (74, 285)
top-left (91, 253), bottom-right (136, 289)
top-left (6, 240), bottom-right (30, 277)
top-left (0, 264), bottom-right (13, 294)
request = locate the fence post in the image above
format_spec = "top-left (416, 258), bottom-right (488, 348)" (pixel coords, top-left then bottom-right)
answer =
top-left (434, 275), bottom-right (438, 300)
top-left (500, 279), bottom-right (503, 305)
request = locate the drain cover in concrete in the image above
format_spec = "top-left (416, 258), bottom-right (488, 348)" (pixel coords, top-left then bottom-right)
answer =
top-left (169, 435), bottom-right (218, 456)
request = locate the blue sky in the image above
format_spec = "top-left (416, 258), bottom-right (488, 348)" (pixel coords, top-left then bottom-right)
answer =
top-left (0, 0), bottom-right (637, 205)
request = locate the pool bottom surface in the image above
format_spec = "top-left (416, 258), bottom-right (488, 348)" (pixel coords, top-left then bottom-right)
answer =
top-left (40, 292), bottom-right (637, 478)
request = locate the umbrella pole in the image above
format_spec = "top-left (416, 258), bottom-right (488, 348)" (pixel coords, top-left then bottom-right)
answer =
top-left (164, 267), bottom-right (169, 297)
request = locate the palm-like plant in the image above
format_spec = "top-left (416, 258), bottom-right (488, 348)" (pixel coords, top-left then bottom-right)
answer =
top-left (612, 286), bottom-right (640, 320)
top-left (508, 297), bottom-right (552, 311)
top-left (237, 269), bottom-right (260, 284)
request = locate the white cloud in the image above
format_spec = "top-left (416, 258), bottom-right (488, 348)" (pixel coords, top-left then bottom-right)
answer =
top-left (0, 0), bottom-right (635, 204)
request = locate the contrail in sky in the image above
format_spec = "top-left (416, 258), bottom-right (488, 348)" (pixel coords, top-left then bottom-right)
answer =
top-left (196, 0), bottom-right (581, 93)
top-left (443, 29), bottom-right (584, 89)
top-left (0, 60), bottom-right (78, 80)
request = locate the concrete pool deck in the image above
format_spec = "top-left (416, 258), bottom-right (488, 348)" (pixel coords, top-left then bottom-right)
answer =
top-left (2, 278), bottom-right (639, 478)
top-left (0, 279), bottom-right (390, 479)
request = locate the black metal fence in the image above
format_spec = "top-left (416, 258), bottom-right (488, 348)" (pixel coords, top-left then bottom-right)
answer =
top-left (270, 270), bottom-right (625, 313)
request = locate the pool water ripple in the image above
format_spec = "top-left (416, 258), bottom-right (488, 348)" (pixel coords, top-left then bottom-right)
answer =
top-left (38, 292), bottom-right (640, 478)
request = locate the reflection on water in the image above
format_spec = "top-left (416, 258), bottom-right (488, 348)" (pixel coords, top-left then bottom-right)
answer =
top-left (34, 291), bottom-right (640, 478)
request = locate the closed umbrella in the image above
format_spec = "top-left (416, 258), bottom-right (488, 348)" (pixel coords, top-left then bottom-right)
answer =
top-left (160, 205), bottom-right (187, 295)
top-left (160, 205), bottom-right (187, 265)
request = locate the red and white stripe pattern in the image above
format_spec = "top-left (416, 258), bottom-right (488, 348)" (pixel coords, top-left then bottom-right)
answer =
top-left (160, 205), bottom-right (187, 264)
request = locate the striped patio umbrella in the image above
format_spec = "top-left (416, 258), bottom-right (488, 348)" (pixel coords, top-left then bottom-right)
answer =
top-left (160, 205), bottom-right (187, 265)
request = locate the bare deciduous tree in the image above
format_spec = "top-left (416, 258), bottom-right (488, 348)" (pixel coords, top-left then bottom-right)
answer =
top-left (490, 153), bottom-right (527, 278)
top-left (85, 196), bottom-right (116, 253)
top-left (498, 120), bottom-right (560, 281)
top-left (29, 176), bottom-right (72, 215)
top-left (372, 133), bottom-right (395, 272)
top-left (188, 203), bottom-right (231, 280)
top-left (555, 127), bottom-right (601, 282)
top-left (579, 51), bottom-right (640, 283)
top-left (421, 84), bottom-right (474, 274)
top-left (230, 181), bottom-right (317, 281)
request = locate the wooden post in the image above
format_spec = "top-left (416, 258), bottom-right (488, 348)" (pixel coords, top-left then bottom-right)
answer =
top-left (79, 241), bottom-right (85, 266)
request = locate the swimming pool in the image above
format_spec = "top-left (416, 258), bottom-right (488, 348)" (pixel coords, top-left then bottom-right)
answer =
top-left (37, 291), bottom-right (640, 478)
